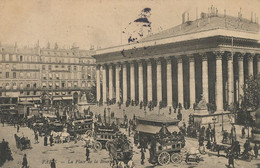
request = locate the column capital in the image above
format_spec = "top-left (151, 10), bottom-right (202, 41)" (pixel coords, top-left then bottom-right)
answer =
top-left (213, 51), bottom-right (225, 60)
top-left (115, 62), bottom-right (121, 67)
top-left (129, 60), bottom-right (136, 65)
top-left (226, 52), bottom-right (233, 61)
top-left (247, 53), bottom-right (255, 61)
top-left (155, 58), bottom-right (162, 65)
top-left (165, 57), bottom-right (172, 63)
top-left (188, 55), bottom-right (195, 62)
top-left (201, 53), bottom-right (208, 61)
top-left (108, 63), bottom-right (114, 67)
top-left (236, 52), bottom-right (246, 61)
top-left (257, 54), bottom-right (260, 61)
top-left (96, 64), bottom-right (101, 69)
top-left (177, 57), bottom-right (183, 63)
top-left (137, 59), bottom-right (144, 64)
top-left (145, 59), bottom-right (153, 65)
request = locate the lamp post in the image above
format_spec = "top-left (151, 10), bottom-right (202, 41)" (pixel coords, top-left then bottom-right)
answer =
top-left (108, 107), bottom-right (111, 125)
top-left (212, 117), bottom-right (216, 142)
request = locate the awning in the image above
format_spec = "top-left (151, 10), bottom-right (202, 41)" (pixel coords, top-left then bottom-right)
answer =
top-left (62, 97), bottom-right (73, 100)
top-left (32, 97), bottom-right (41, 101)
top-left (167, 125), bottom-right (180, 133)
top-left (53, 97), bottom-right (62, 100)
top-left (136, 124), bottom-right (179, 134)
top-left (56, 83), bottom-right (59, 86)
top-left (42, 83), bottom-right (46, 87)
top-left (136, 124), bottom-right (161, 134)
top-left (49, 83), bottom-right (53, 86)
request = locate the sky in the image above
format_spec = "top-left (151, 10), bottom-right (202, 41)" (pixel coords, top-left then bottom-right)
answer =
top-left (0, 0), bottom-right (260, 50)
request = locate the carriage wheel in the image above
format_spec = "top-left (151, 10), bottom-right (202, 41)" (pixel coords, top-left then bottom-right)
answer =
top-left (85, 130), bottom-right (92, 137)
top-left (94, 141), bottom-right (102, 150)
top-left (158, 152), bottom-right (170, 165)
top-left (171, 153), bottom-right (182, 163)
top-left (105, 140), bottom-right (113, 151)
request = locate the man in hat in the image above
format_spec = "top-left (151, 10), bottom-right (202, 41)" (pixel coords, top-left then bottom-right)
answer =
top-left (50, 158), bottom-right (56, 168)
top-left (141, 148), bottom-right (145, 165)
top-left (254, 143), bottom-right (259, 159)
top-left (86, 147), bottom-right (90, 161)
top-left (22, 154), bottom-right (28, 168)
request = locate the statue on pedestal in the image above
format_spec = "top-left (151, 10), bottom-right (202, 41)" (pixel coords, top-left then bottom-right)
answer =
top-left (195, 94), bottom-right (208, 111)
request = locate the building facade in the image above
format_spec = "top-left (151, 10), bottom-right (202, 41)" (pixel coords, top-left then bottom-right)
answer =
top-left (93, 9), bottom-right (260, 111)
top-left (0, 43), bottom-right (96, 105)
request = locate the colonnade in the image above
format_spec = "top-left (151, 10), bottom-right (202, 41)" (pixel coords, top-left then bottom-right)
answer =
top-left (96, 51), bottom-right (260, 111)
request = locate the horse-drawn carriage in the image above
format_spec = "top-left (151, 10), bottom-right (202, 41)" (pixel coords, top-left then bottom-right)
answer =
top-left (67, 116), bottom-right (93, 136)
top-left (135, 114), bottom-right (185, 165)
top-left (14, 134), bottom-right (31, 151)
top-left (107, 132), bottom-right (134, 168)
top-left (92, 123), bottom-right (120, 150)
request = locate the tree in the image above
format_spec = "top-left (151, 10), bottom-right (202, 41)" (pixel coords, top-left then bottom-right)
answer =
top-left (243, 75), bottom-right (260, 111)
top-left (237, 75), bottom-right (260, 125)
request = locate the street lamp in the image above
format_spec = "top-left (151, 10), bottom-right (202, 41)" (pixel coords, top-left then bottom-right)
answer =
top-left (212, 117), bottom-right (217, 142)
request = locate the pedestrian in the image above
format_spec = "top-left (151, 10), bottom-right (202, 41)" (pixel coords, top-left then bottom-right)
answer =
top-left (242, 126), bottom-right (245, 138)
top-left (44, 135), bottom-right (48, 146)
top-left (35, 132), bottom-right (39, 144)
top-left (128, 126), bottom-right (131, 137)
top-left (227, 151), bottom-right (234, 168)
top-left (141, 148), bottom-right (145, 165)
top-left (17, 124), bottom-right (20, 133)
top-left (206, 139), bottom-right (211, 149)
top-left (169, 107), bottom-right (172, 115)
top-left (22, 154), bottom-right (28, 168)
top-left (50, 158), bottom-right (56, 168)
top-left (50, 134), bottom-right (53, 146)
top-left (2, 118), bottom-right (4, 127)
top-left (254, 143), bottom-right (259, 159)
top-left (86, 147), bottom-right (90, 161)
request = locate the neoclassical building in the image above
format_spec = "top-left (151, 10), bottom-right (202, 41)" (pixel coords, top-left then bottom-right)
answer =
top-left (93, 10), bottom-right (260, 111)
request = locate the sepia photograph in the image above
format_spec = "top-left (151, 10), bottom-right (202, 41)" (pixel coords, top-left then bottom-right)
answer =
top-left (0, 0), bottom-right (260, 167)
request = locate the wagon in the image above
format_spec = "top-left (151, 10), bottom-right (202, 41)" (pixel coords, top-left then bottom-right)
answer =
top-left (149, 139), bottom-right (184, 165)
top-left (67, 116), bottom-right (93, 136)
top-left (14, 134), bottom-right (31, 151)
top-left (135, 114), bottom-right (184, 166)
top-left (92, 124), bottom-right (119, 150)
top-left (107, 133), bottom-right (133, 167)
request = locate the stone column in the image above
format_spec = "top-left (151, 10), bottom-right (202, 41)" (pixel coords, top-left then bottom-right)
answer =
top-left (96, 65), bottom-right (101, 103)
top-left (215, 51), bottom-right (224, 111)
top-left (248, 53), bottom-right (254, 77)
top-left (227, 53), bottom-right (234, 106)
top-left (147, 60), bottom-right (153, 102)
top-left (130, 61), bottom-right (135, 101)
top-left (115, 63), bottom-right (120, 102)
top-left (102, 64), bottom-right (107, 104)
top-left (189, 56), bottom-right (196, 107)
top-left (138, 60), bottom-right (144, 102)
top-left (258, 54), bottom-right (260, 75)
top-left (108, 64), bottom-right (114, 100)
top-left (237, 53), bottom-right (244, 98)
top-left (156, 58), bottom-right (162, 103)
top-left (177, 57), bottom-right (183, 105)
top-left (166, 58), bottom-right (172, 107)
top-left (122, 62), bottom-right (127, 103)
top-left (202, 54), bottom-right (209, 102)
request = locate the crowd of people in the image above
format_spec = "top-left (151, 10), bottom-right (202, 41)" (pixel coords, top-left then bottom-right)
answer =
top-left (0, 139), bottom-right (13, 167)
